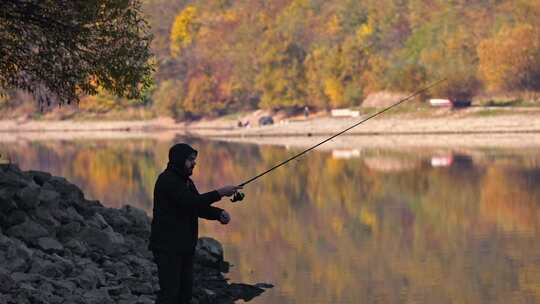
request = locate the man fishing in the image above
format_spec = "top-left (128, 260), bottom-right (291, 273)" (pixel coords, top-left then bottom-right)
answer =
top-left (149, 143), bottom-right (242, 304)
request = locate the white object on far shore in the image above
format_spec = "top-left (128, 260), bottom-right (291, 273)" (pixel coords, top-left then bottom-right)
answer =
top-left (331, 108), bottom-right (360, 117)
top-left (429, 99), bottom-right (453, 107)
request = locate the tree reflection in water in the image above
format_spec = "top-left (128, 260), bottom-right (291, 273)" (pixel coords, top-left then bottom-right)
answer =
top-left (5, 138), bottom-right (540, 303)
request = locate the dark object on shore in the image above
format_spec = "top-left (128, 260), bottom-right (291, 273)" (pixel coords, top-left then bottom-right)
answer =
top-left (0, 164), bottom-right (270, 304)
top-left (429, 98), bottom-right (471, 108)
top-left (258, 116), bottom-right (274, 126)
top-left (452, 100), bottom-right (472, 108)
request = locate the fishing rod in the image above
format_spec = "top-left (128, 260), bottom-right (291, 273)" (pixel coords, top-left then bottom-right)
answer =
top-left (230, 78), bottom-right (446, 202)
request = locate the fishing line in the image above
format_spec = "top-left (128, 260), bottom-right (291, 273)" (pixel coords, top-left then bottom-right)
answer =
top-left (230, 78), bottom-right (446, 202)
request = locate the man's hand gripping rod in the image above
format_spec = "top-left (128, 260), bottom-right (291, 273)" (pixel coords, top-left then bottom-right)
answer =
top-left (231, 79), bottom-right (446, 202)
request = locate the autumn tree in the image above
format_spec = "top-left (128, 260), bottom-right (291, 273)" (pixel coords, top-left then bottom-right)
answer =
top-left (417, 8), bottom-right (480, 100)
top-left (0, 0), bottom-right (154, 107)
top-left (170, 5), bottom-right (200, 58)
top-left (477, 24), bottom-right (540, 92)
top-left (255, 0), bottom-right (316, 109)
top-left (152, 80), bottom-right (184, 118)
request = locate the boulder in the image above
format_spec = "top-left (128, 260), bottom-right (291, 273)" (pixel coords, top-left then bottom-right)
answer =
top-left (0, 268), bottom-right (16, 293)
top-left (83, 288), bottom-right (114, 304)
top-left (64, 239), bottom-right (87, 255)
top-left (79, 227), bottom-right (128, 256)
top-left (6, 219), bottom-right (48, 240)
top-left (227, 283), bottom-right (265, 302)
top-left (56, 221), bottom-right (82, 240)
top-left (195, 237), bottom-right (224, 268)
top-left (37, 189), bottom-right (60, 208)
top-left (88, 213), bottom-right (110, 229)
top-left (34, 208), bottom-right (60, 227)
top-left (4, 209), bottom-right (28, 227)
top-left (15, 185), bottom-right (40, 210)
top-left (26, 171), bottom-right (52, 186)
top-left (37, 237), bottom-right (64, 253)
top-left (29, 259), bottom-right (63, 278)
top-left (42, 176), bottom-right (84, 202)
top-left (0, 190), bottom-right (17, 213)
top-left (0, 164), bottom-right (32, 188)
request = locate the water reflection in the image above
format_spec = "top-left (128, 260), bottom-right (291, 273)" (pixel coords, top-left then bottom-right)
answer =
top-left (3, 136), bottom-right (540, 303)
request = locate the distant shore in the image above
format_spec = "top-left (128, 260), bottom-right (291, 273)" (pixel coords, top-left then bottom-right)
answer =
top-left (2, 108), bottom-right (540, 135)
top-left (2, 109), bottom-right (540, 148)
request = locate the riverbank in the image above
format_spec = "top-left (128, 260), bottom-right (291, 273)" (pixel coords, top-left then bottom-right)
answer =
top-left (0, 164), bottom-right (270, 304)
top-left (2, 107), bottom-right (540, 136)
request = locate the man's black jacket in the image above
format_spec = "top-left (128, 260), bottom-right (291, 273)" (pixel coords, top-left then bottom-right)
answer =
top-left (148, 166), bottom-right (223, 254)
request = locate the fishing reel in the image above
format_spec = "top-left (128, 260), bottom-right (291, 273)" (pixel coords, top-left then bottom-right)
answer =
top-left (230, 191), bottom-right (245, 203)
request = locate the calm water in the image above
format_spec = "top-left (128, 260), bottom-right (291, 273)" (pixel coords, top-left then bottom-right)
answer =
top-left (3, 135), bottom-right (540, 303)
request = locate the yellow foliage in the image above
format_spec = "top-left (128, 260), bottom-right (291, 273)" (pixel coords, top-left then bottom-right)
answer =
top-left (170, 6), bottom-right (199, 57)
top-left (326, 15), bottom-right (341, 35)
top-left (477, 24), bottom-right (540, 91)
top-left (223, 9), bottom-right (238, 22)
top-left (359, 208), bottom-right (377, 229)
top-left (323, 77), bottom-right (344, 107)
top-left (355, 21), bottom-right (373, 43)
top-left (330, 216), bottom-right (344, 236)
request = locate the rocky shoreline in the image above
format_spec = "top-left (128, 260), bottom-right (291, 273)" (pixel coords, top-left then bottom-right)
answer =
top-left (0, 164), bottom-right (270, 304)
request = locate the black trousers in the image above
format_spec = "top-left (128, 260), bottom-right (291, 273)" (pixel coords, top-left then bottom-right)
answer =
top-left (153, 250), bottom-right (194, 304)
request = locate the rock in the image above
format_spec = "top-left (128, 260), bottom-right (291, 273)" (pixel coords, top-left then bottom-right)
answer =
top-left (42, 176), bottom-right (84, 202)
top-left (38, 281), bottom-right (54, 295)
top-left (66, 206), bottom-right (84, 221)
top-left (15, 185), bottom-right (40, 210)
top-left (0, 267), bottom-right (16, 293)
top-left (64, 239), bottom-right (87, 255)
top-left (0, 164), bottom-right (31, 188)
top-left (37, 237), bottom-right (64, 252)
top-left (26, 170), bottom-right (52, 186)
top-left (103, 284), bottom-right (131, 297)
top-left (34, 207), bottom-right (60, 227)
top-left (0, 294), bottom-right (14, 304)
top-left (80, 227), bottom-right (128, 256)
top-left (11, 272), bottom-right (42, 283)
top-left (124, 277), bottom-right (155, 295)
top-left (103, 260), bottom-right (132, 278)
top-left (135, 295), bottom-right (155, 304)
top-left (6, 238), bottom-right (33, 260)
top-left (56, 221), bottom-right (82, 240)
top-left (88, 213), bottom-right (110, 229)
top-left (53, 206), bottom-right (84, 224)
top-left (29, 260), bottom-right (63, 278)
top-left (48, 253), bottom-right (75, 276)
top-left (101, 209), bottom-right (131, 233)
top-left (37, 189), bottom-right (60, 208)
top-left (6, 219), bottom-right (48, 240)
top-left (49, 279), bottom-right (77, 297)
top-left (75, 268), bottom-right (102, 290)
top-left (122, 205), bottom-right (150, 226)
top-left (195, 237), bottom-right (224, 268)
top-left (120, 205), bottom-right (151, 237)
top-left (4, 209), bottom-right (28, 227)
top-left (227, 283), bottom-right (265, 302)
top-left (117, 294), bottom-right (140, 304)
top-left (0, 192), bottom-right (17, 214)
top-left (4, 258), bottom-right (28, 272)
top-left (83, 288), bottom-right (114, 304)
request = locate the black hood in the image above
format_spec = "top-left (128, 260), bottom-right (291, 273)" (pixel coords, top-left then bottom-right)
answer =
top-left (167, 143), bottom-right (197, 176)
